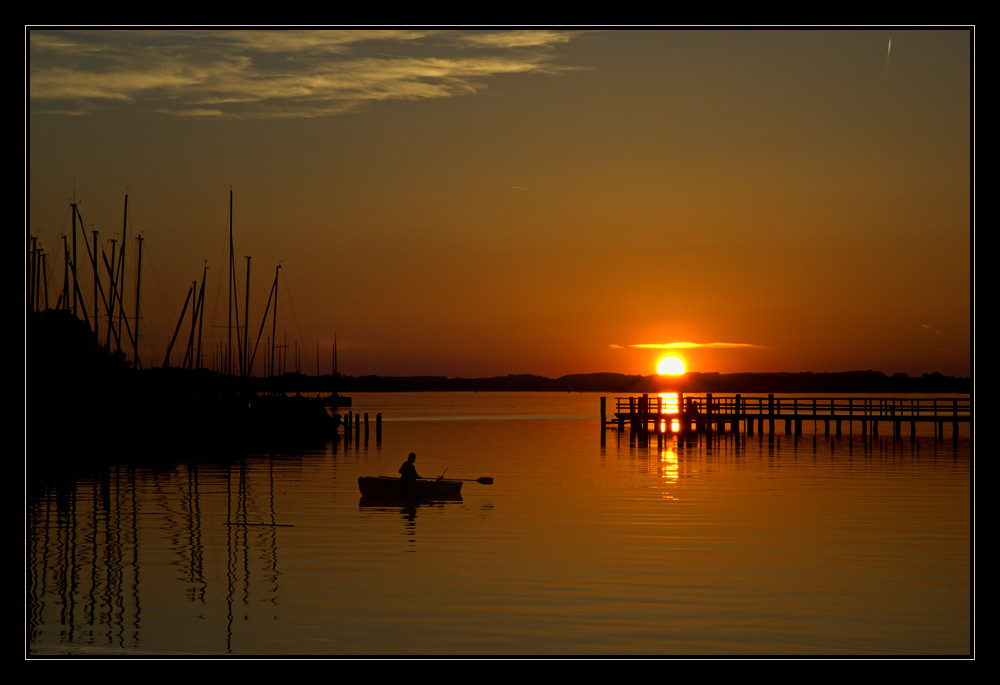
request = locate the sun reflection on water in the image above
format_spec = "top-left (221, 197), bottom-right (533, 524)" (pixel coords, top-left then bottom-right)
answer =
top-left (659, 441), bottom-right (679, 485)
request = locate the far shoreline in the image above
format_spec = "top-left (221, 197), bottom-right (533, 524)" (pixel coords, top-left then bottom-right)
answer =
top-left (327, 370), bottom-right (971, 395)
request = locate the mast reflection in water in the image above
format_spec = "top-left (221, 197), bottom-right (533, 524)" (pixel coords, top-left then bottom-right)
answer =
top-left (28, 392), bottom-right (971, 657)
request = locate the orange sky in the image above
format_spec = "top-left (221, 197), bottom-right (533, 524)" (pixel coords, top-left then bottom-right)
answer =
top-left (27, 28), bottom-right (973, 378)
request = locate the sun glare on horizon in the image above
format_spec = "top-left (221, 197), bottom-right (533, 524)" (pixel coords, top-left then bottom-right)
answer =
top-left (657, 356), bottom-right (686, 375)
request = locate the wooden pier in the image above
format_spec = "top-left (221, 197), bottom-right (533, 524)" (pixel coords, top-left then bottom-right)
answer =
top-left (343, 410), bottom-right (382, 445)
top-left (600, 393), bottom-right (971, 441)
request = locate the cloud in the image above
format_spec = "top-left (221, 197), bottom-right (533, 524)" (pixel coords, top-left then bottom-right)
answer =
top-left (28, 29), bottom-right (581, 120)
top-left (619, 342), bottom-right (767, 350)
top-left (457, 30), bottom-right (579, 50)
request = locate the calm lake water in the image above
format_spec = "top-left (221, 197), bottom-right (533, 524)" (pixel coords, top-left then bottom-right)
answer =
top-left (27, 392), bottom-right (972, 657)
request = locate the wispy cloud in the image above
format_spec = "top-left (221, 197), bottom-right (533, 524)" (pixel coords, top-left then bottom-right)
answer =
top-left (28, 29), bottom-right (582, 120)
top-left (457, 30), bottom-right (577, 50)
top-left (613, 342), bottom-right (768, 350)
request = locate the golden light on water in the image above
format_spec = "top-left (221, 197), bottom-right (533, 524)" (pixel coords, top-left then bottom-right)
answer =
top-left (658, 418), bottom-right (681, 432)
top-left (657, 356), bottom-right (686, 375)
top-left (659, 443), bottom-right (679, 487)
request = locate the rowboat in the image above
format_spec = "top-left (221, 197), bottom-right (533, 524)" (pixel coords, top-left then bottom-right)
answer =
top-left (358, 476), bottom-right (463, 501)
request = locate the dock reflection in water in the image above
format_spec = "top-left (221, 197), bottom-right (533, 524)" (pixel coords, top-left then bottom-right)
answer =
top-left (27, 392), bottom-right (971, 657)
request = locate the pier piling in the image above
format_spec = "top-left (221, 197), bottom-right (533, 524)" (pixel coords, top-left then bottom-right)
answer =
top-left (602, 393), bottom-right (970, 441)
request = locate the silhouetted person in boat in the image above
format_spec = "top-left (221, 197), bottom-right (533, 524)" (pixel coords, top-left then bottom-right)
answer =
top-left (399, 452), bottom-right (420, 481)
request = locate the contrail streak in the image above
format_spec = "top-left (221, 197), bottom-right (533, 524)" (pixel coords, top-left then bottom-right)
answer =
top-left (882, 37), bottom-right (892, 90)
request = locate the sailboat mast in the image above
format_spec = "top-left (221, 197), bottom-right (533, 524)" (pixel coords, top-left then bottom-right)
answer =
top-left (270, 265), bottom-right (280, 377)
top-left (244, 255), bottom-right (251, 378)
top-left (105, 238), bottom-right (116, 347)
top-left (62, 235), bottom-right (70, 311)
top-left (164, 282), bottom-right (194, 367)
top-left (40, 250), bottom-right (49, 310)
top-left (227, 190), bottom-right (233, 375)
top-left (71, 202), bottom-right (78, 315)
top-left (116, 193), bottom-right (128, 348)
top-left (92, 229), bottom-right (99, 342)
top-left (184, 279), bottom-right (199, 369)
top-left (134, 235), bottom-right (143, 369)
top-left (197, 264), bottom-right (206, 371)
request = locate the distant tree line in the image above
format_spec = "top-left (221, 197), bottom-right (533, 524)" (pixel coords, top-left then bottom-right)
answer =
top-left (335, 370), bottom-right (971, 394)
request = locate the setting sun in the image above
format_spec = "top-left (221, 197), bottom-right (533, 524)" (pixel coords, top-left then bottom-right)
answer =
top-left (657, 356), bottom-right (686, 375)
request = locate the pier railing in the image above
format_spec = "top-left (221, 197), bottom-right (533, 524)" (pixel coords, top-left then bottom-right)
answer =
top-left (602, 393), bottom-right (971, 439)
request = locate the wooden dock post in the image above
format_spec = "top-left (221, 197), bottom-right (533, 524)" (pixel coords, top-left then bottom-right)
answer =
top-left (768, 394), bottom-right (775, 436)
top-left (376, 412), bottom-right (382, 442)
top-left (600, 397), bottom-right (607, 445)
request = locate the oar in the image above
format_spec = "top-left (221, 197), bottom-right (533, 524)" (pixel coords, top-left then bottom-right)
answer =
top-left (438, 469), bottom-right (493, 485)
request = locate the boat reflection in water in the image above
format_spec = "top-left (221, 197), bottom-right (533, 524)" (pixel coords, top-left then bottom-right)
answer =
top-left (358, 476), bottom-right (464, 522)
top-left (357, 476), bottom-right (463, 505)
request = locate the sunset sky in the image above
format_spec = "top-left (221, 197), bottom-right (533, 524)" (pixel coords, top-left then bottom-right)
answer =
top-left (27, 28), bottom-right (973, 378)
